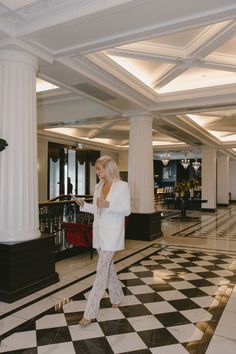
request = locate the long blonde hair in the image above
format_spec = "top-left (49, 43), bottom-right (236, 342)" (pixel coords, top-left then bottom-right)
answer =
top-left (96, 155), bottom-right (120, 183)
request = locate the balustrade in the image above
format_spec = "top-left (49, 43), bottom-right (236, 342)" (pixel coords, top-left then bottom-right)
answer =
top-left (39, 195), bottom-right (93, 257)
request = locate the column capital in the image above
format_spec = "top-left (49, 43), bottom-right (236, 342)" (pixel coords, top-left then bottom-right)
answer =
top-left (0, 49), bottom-right (38, 72)
top-left (127, 113), bottom-right (153, 124)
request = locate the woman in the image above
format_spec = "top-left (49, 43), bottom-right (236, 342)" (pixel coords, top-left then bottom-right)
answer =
top-left (74, 155), bottom-right (131, 326)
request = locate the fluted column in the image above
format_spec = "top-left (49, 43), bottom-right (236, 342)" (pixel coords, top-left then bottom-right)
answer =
top-left (217, 154), bottom-right (229, 205)
top-left (0, 50), bottom-right (40, 242)
top-left (128, 114), bottom-right (154, 213)
top-left (201, 146), bottom-right (217, 210)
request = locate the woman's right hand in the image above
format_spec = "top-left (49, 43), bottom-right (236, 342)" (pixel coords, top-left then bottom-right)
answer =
top-left (71, 194), bottom-right (85, 207)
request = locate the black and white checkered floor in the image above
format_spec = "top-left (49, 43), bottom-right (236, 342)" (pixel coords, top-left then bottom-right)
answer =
top-left (173, 207), bottom-right (236, 240)
top-left (1, 244), bottom-right (236, 353)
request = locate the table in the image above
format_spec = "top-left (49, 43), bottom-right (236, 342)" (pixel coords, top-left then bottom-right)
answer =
top-left (163, 198), bottom-right (208, 221)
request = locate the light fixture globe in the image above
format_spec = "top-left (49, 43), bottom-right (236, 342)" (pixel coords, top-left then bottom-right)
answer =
top-left (181, 152), bottom-right (190, 169)
top-left (161, 153), bottom-right (171, 166)
top-left (192, 159), bottom-right (201, 172)
top-left (181, 158), bottom-right (190, 169)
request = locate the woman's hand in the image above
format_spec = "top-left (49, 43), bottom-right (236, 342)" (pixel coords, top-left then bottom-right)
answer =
top-left (71, 194), bottom-right (85, 207)
top-left (96, 198), bottom-right (109, 208)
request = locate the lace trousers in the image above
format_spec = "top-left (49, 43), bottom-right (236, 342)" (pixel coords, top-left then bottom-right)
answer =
top-left (83, 249), bottom-right (124, 320)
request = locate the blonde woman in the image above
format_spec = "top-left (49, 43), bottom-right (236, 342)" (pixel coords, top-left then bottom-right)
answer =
top-left (74, 155), bottom-right (131, 326)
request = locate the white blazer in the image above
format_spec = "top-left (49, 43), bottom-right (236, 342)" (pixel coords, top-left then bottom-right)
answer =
top-left (80, 180), bottom-right (131, 251)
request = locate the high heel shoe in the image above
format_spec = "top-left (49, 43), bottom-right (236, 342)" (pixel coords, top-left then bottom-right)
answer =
top-left (79, 318), bottom-right (95, 327)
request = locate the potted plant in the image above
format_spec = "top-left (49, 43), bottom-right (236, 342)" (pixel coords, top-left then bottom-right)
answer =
top-left (0, 138), bottom-right (8, 152)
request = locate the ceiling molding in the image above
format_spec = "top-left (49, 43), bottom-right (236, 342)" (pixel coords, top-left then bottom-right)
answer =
top-left (185, 20), bottom-right (231, 56)
top-left (189, 19), bottom-right (236, 58)
top-left (57, 55), bottom-right (156, 110)
top-left (86, 52), bottom-right (158, 102)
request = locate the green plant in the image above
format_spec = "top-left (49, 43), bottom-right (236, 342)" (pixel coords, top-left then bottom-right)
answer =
top-left (0, 138), bottom-right (8, 152)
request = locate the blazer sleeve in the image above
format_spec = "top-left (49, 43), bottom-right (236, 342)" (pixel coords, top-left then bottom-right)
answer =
top-left (80, 202), bottom-right (96, 214)
top-left (109, 182), bottom-right (131, 216)
top-left (79, 183), bottom-right (99, 214)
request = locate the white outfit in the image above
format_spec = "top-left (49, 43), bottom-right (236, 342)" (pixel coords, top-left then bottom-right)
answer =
top-left (79, 179), bottom-right (130, 320)
top-left (80, 180), bottom-right (131, 251)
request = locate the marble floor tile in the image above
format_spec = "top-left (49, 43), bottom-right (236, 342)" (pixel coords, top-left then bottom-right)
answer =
top-left (144, 301), bottom-right (177, 314)
top-left (214, 310), bottom-right (236, 340)
top-left (180, 308), bottom-right (212, 322)
top-left (96, 307), bottom-right (125, 322)
top-left (168, 323), bottom-right (204, 342)
top-left (158, 290), bottom-right (187, 301)
top-left (69, 322), bottom-right (104, 341)
top-left (169, 280), bottom-right (195, 290)
top-left (206, 334), bottom-right (236, 354)
top-left (0, 330), bottom-right (37, 352)
top-left (151, 343), bottom-right (190, 353)
top-left (107, 332), bottom-right (147, 353)
top-left (127, 285), bottom-right (155, 295)
top-left (62, 299), bottom-right (87, 313)
top-left (191, 295), bottom-right (219, 308)
top-left (119, 295), bottom-right (141, 306)
top-left (128, 314), bottom-right (163, 331)
top-left (37, 341), bottom-right (76, 354)
top-left (36, 313), bottom-right (67, 329)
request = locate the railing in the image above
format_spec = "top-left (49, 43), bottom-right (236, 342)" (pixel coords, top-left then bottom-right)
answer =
top-left (39, 195), bottom-right (93, 257)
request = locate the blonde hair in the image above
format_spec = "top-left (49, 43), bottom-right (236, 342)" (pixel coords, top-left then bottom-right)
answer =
top-left (96, 155), bottom-right (120, 183)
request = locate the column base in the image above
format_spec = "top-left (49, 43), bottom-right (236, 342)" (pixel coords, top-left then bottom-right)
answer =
top-left (126, 212), bottom-right (163, 241)
top-left (201, 208), bottom-right (217, 212)
top-left (0, 235), bottom-right (59, 303)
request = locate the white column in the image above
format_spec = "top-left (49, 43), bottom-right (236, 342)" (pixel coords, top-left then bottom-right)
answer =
top-left (201, 146), bottom-right (217, 210)
top-left (0, 50), bottom-right (40, 242)
top-left (217, 154), bottom-right (229, 205)
top-left (128, 114), bottom-right (154, 213)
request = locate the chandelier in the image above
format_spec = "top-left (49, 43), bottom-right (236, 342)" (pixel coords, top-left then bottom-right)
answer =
top-left (181, 152), bottom-right (190, 169)
top-left (192, 159), bottom-right (201, 172)
top-left (161, 153), bottom-right (171, 166)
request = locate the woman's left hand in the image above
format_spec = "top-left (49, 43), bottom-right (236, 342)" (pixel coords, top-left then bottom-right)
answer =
top-left (97, 198), bottom-right (109, 208)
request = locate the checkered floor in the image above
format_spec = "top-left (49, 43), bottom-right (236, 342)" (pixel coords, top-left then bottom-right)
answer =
top-left (1, 245), bottom-right (236, 353)
top-left (173, 207), bottom-right (236, 240)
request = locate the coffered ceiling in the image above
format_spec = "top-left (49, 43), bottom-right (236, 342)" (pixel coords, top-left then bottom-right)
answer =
top-left (1, 0), bottom-right (236, 159)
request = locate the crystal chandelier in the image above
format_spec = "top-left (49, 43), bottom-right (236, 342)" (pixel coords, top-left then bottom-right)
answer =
top-left (192, 159), bottom-right (201, 172)
top-left (161, 153), bottom-right (171, 166)
top-left (181, 153), bottom-right (190, 169)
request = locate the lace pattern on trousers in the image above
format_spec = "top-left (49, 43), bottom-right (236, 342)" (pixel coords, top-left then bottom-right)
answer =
top-left (84, 249), bottom-right (124, 319)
